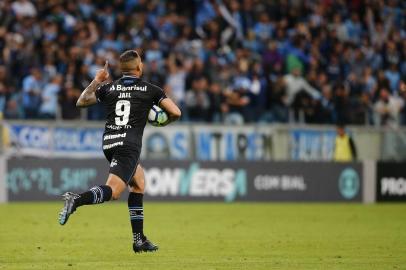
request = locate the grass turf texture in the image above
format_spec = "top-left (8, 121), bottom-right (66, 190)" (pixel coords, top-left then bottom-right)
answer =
top-left (0, 203), bottom-right (405, 270)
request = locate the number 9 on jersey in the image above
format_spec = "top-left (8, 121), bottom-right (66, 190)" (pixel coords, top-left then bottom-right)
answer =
top-left (148, 105), bottom-right (168, 127)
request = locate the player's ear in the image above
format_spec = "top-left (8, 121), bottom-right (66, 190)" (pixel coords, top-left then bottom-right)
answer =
top-left (137, 62), bottom-right (143, 74)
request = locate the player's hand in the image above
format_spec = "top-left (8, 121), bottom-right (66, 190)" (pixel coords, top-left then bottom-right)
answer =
top-left (95, 61), bottom-right (109, 83)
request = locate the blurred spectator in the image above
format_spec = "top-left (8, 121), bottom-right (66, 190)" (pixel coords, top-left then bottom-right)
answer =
top-left (0, 80), bottom-right (6, 116)
top-left (374, 88), bottom-right (404, 127)
top-left (186, 58), bottom-right (208, 90)
top-left (4, 96), bottom-right (22, 119)
top-left (344, 13), bottom-right (362, 44)
top-left (366, 7), bottom-right (392, 48)
top-left (385, 64), bottom-right (401, 94)
top-left (39, 74), bottom-right (62, 119)
top-left (318, 84), bottom-right (335, 124)
top-left (144, 40), bottom-right (163, 64)
top-left (268, 76), bottom-right (288, 123)
top-left (0, 66), bottom-right (10, 116)
top-left (262, 41), bottom-right (283, 74)
top-left (11, 0), bottom-right (37, 18)
top-left (165, 58), bottom-right (186, 111)
top-left (326, 55), bottom-right (342, 83)
top-left (144, 60), bottom-right (165, 87)
top-left (22, 68), bottom-right (43, 118)
top-left (59, 83), bottom-right (81, 120)
top-left (361, 67), bottom-right (377, 97)
top-left (334, 124), bottom-right (357, 162)
top-left (207, 82), bottom-right (226, 122)
top-left (334, 84), bottom-right (351, 124)
top-left (185, 77), bottom-right (210, 122)
top-left (282, 68), bottom-right (321, 107)
top-left (400, 81), bottom-right (406, 125)
top-left (224, 76), bottom-right (250, 124)
top-left (253, 13), bottom-right (274, 42)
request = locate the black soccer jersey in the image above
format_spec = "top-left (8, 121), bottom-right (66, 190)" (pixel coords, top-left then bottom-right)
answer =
top-left (96, 75), bottom-right (166, 147)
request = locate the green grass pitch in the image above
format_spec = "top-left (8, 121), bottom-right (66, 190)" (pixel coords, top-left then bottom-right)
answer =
top-left (0, 202), bottom-right (405, 270)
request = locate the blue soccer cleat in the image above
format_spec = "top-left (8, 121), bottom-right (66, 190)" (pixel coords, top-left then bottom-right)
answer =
top-left (58, 192), bottom-right (79, 225)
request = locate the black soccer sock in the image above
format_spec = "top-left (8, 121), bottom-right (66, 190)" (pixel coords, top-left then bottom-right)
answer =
top-left (74, 185), bottom-right (113, 208)
top-left (128, 192), bottom-right (146, 243)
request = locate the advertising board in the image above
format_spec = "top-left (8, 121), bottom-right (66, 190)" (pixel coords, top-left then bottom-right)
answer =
top-left (376, 162), bottom-right (406, 202)
top-left (7, 157), bottom-right (362, 202)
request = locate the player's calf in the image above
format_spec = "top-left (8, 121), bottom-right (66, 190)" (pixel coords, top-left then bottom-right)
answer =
top-left (128, 167), bottom-right (158, 253)
top-left (75, 185), bottom-right (113, 206)
top-left (128, 193), bottom-right (158, 253)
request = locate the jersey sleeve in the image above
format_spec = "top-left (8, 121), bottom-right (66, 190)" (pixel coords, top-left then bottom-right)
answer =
top-left (153, 86), bottom-right (167, 105)
top-left (95, 83), bottom-right (110, 103)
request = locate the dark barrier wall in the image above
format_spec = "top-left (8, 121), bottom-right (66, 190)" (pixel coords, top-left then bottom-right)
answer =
top-left (377, 162), bottom-right (406, 202)
top-left (7, 157), bottom-right (362, 202)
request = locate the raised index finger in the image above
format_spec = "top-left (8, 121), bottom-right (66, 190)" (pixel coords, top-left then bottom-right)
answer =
top-left (104, 61), bottom-right (109, 70)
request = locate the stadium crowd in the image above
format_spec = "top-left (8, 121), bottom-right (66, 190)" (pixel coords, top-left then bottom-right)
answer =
top-left (0, 0), bottom-right (405, 126)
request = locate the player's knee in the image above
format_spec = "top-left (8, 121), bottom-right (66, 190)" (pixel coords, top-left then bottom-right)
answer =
top-left (129, 182), bottom-right (144, 194)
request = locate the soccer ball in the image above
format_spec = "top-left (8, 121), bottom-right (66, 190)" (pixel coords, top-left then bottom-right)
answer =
top-left (148, 105), bottom-right (168, 126)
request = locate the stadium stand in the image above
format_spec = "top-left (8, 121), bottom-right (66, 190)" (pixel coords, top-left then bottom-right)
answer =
top-left (0, 0), bottom-right (405, 126)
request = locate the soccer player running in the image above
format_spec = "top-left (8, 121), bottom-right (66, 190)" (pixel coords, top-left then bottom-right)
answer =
top-left (58, 50), bottom-right (181, 253)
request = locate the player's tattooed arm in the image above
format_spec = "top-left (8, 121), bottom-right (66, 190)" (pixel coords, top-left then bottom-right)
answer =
top-left (76, 80), bottom-right (101, 107)
top-left (76, 61), bottom-right (109, 108)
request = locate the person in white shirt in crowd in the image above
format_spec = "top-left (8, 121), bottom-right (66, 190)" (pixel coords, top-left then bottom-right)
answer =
top-left (165, 57), bottom-right (186, 117)
top-left (374, 88), bottom-right (404, 127)
top-left (282, 67), bottom-right (321, 106)
top-left (11, 0), bottom-right (37, 18)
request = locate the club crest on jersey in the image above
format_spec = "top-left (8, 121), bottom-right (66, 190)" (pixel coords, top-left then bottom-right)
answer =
top-left (110, 159), bottom-right (118, 167)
